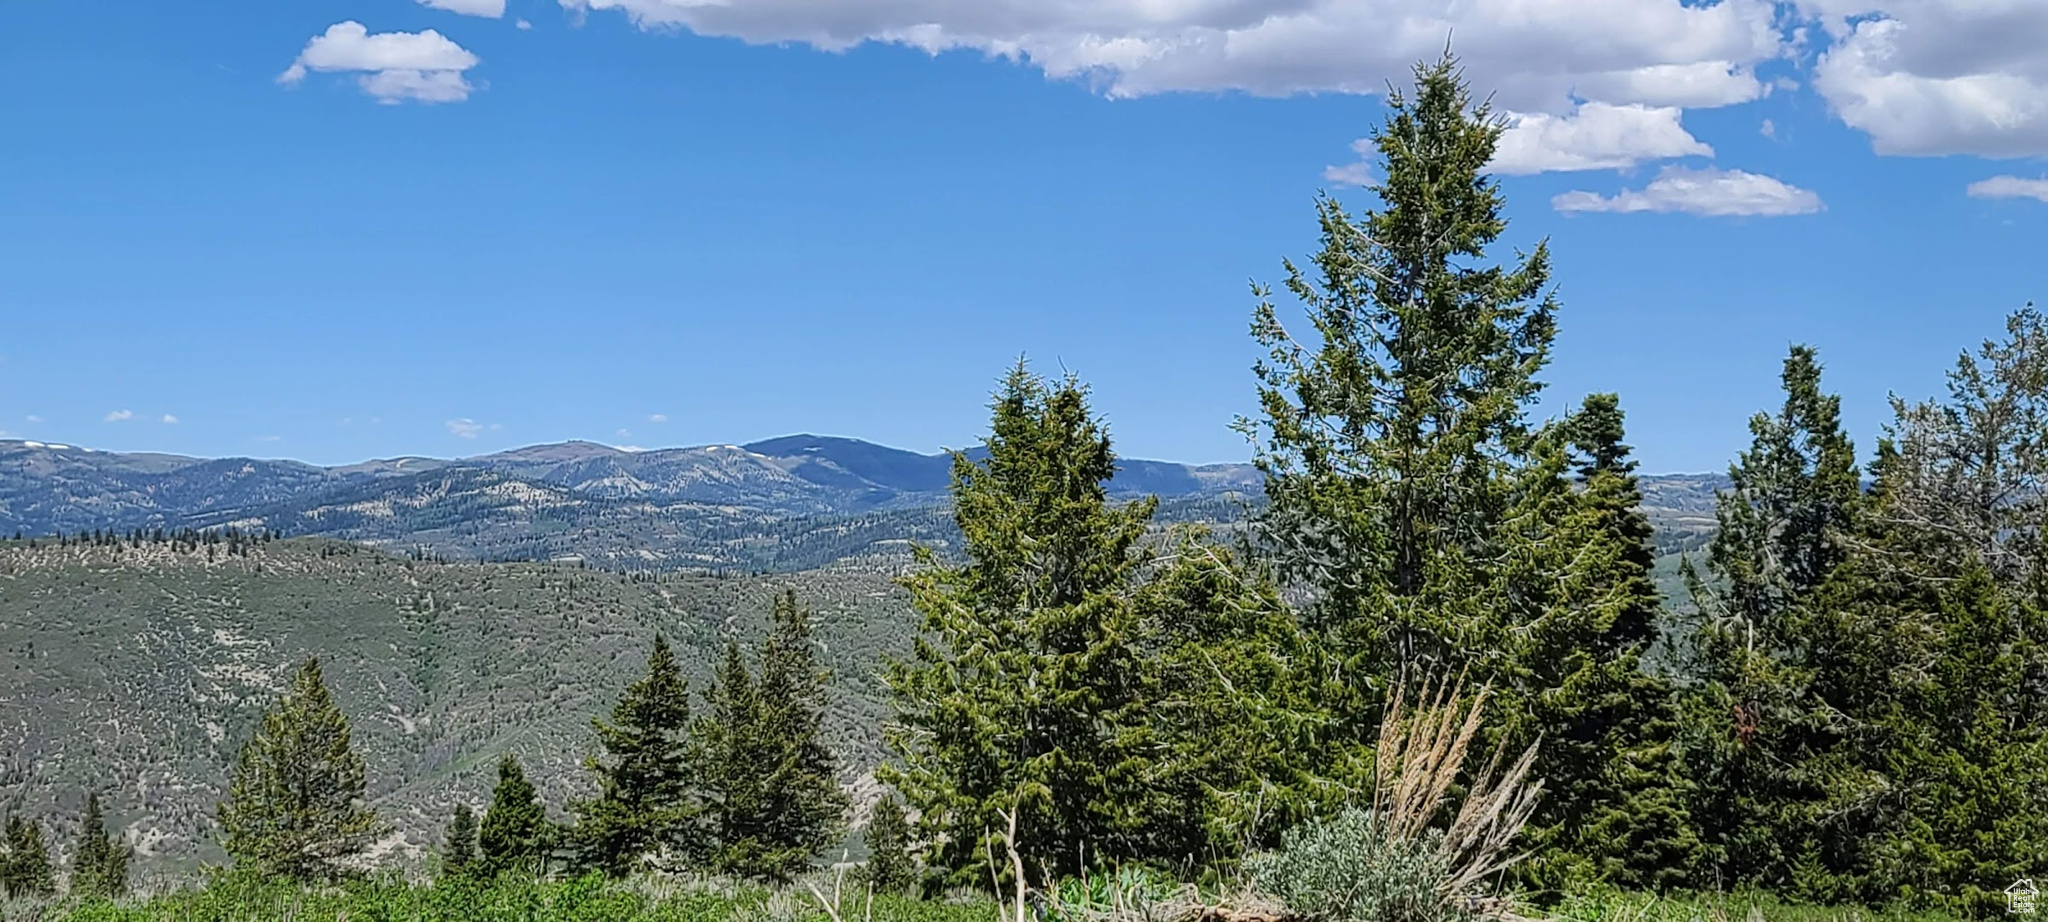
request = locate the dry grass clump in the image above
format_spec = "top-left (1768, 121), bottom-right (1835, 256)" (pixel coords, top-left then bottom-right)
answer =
top-left (1245, 671), bottom-right (1544, 922)
top-left (1373, 672), bottom-right (1543, 902)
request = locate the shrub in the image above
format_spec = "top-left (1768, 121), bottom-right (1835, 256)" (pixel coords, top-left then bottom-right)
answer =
top-left (1248, 674), bottom-right (1543, 922)
top-left (1248, 807), bottom-right (1466, 922)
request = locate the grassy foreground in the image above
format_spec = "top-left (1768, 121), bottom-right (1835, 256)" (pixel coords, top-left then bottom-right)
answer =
top-left (19, 875), bottom-right (992, 922)
top-left (2, 877), bottom-right (1974, 922)
top-left (1549, 891), bottom-right (1970, 922)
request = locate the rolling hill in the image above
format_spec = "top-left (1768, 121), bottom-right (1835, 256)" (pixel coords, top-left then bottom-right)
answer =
top-left (0, 538), bottom-right (913, 876)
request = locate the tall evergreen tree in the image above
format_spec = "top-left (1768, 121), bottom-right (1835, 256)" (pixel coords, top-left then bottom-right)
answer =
top-left (572, 635), bottom-right (697, 876)
top-left (1234, 61), bottom-right (1593, 852)
top-left (441, 803), bottom-right (478, 879)
top-left (859, 794), bottom-right (916, 894)
top-left (1828, 308), bottom-right (2048, 909)
top-left (751, 590), bottom-right (848, 879)
top-left (1236, 53), bottom-right (1700, 888)
top-left (1680, 346), bottom-right (1862, 891)
top-left (886, 363), bottom-right (1310, 887)
top-left (216, 657), bottom-right (386, 882)
top-left (477, 755), bottom-right (551, 879)
top-left (1240, 53), bottom-right (1556, 698)
top-left (1, 816), bottom-right (54, 899)
top-left (697, 637), bottom-right (771, 878)
top-left (698, 593), bottom-right (846, 883)
top-left (886, 364), bottom-right (1157, 887)
top-left (1506, 396), bottom-right (1698, 889)
top-left (68, 793), bottom-right (128, 898)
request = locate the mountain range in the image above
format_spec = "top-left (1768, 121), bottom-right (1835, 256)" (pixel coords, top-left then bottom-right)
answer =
top-left (0, 435), bottom-right (1723, 571)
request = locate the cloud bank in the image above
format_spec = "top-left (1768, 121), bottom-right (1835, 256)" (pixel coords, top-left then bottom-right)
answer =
top-left (548, 0), bottom-right (2048, 209)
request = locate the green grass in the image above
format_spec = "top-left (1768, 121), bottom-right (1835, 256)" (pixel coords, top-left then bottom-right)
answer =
top-left (1548, 890), bottom-right (1968, 922)
top-left (5, 879), bottom-right (1976, 922)
top-left (20, 875), bottom-right (997, 922)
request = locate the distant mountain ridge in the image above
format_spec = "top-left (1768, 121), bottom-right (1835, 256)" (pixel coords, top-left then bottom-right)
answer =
top-left (0, 436), bottom-right (1269, 570)
top-left (0, 436), bottom-right (1723, 572)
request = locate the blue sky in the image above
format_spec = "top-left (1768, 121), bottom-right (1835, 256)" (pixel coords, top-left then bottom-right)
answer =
top-left (2, 1), bottom-right (2043, 472)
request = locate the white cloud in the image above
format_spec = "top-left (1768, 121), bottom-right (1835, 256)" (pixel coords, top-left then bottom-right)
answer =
top-left (1553, 166), bottom-right (1824, 216)
top-left (25, 415), bottom-right (41, 423)
top-left (1760, 118), bottom-right (1777, 139)
top-left (565, 0), bottom-right (1785, 176)
top-left (280, 22), bottom-right (482, 104)
top-left (254, 435), bottom-right (283, 443)
top-left (1805, 3), bottom-right (2048, 157)
top-left (560, 0), bottom-right (1782, 111)
top-left (1322, 162), bottom-right (1374, 187)
top-left (1490, 103), bottom-right (1713, 174)
top-left (617, 428), bottom-right (633, 438)
top-left (517, 18), bottom-right (534, 30)
top-left (161, 414), bottom-right (180, 424)
top-left (1322, 139), bottom-right (1375, 187)
top-left (1571, 61), bottom-right (1768, 109)
top-left (446, 418), bottom-right (484, 439)
top-left (420, 0), bottom-right (506, 18)
top-left (104, 410), bottom-right (134, 423)
top-left (648, 413), bottom-right (669, 423)
top-left (1968, 175), bottom-right (2048, 203)
top-left (555, 0), bottom-right (2048, 165)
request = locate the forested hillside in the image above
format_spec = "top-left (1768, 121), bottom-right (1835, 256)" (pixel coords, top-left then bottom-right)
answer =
top-left (0, 537), bottom-right (909, 875)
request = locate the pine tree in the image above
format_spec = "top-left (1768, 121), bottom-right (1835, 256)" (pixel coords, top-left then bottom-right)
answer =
top-left (885, 364), bottom-right (1158, 887)
top-left (216, 656), bottom-right (386, 882)
top-left (1505, 395), bottom-right (1698, 889)
top-left (1, 816), bottom-right (55, 899)
top-left (1872, 305), bottom-right (2048, 589)
top-left (750, 591), bottom-right (848, 880)
top-left (860, 794), bottom-right (916, 894)
top-left (698, 594), bottom-right (854, 882)
top-left (1872, 565), bottom-right (2048, 914)
top-left (1680, 346), bottom-right (1861, 891)
top-left (477, 755), bottom-right (552, 879)
top-left (1125, 527), bottom-right (1330, 865)
top-left (68, 793), bottom-right (128, 898)
top-left (441, 803), bottom-right (478, 879)
top-left (1830, 308), bottom-right (2048, 909)
top-left (1234, 53), bottom-right (1722, 890)
top-left (571, 635), bottom-right (697, 876)
top-left (100, 831), bottom-right (129, 900)
top-left (697, 637), bottom-right (771, 878)
top-left (886, 364), bottom-right (1313, 886)
top-left (1238, 52), bottom-right (1556, 726)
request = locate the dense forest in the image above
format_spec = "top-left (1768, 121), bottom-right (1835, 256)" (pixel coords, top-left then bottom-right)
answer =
top-left (1, 56), bottom-right (2041, 922)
